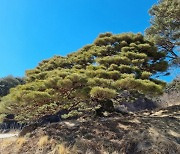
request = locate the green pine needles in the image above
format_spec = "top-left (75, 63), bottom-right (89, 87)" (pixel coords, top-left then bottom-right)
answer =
top-left (0, 33), bottom-right (168, 121)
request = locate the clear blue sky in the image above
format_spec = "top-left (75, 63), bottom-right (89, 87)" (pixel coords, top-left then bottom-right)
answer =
top-left (0, 0), bottom-right (178, 82)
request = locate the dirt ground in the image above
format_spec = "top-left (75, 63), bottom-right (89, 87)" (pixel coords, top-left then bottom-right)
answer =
top-left (0, 105), bottom-right (180, 154)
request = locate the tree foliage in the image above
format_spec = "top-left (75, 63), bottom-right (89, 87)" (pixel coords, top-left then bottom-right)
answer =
top-left (146, 0), bottom-right (180, 65)
top-left (0, 76), bottom-right (25, 97)
top-left (0, 33), bottom-right (167, 121)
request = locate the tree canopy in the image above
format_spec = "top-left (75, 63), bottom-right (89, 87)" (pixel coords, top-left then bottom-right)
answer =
top-left (0, 76), bottom-right (25, 97)
top-left (0, 33), bottom-right (167, 121)
top-left (146, 0), bottom-right (180, 66)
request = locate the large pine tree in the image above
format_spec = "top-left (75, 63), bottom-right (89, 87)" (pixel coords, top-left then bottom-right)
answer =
top-left (0, 33), bottom-right (168, 121)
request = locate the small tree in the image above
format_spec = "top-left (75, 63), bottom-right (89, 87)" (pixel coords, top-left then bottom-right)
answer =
top-left (0, 33), bottom-right (167, 121)
top-left (0, 75), bottom-right (25, 97)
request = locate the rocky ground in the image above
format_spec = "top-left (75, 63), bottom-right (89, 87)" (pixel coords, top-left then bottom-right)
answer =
top-left (0, 105), bottom-right (180, 154)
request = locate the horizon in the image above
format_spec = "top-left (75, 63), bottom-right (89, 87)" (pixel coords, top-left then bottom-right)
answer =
top-left (0, 0), bottom-right (179, 82)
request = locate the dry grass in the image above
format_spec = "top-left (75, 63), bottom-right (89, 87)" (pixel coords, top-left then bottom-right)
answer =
top-left (56, 143), bottom-right (71, 154)
top-left (0, 135), bottom-right (79, 154)
top-left (0, 137), bottom-right (25, 154)
top-left (0, 137), bottom-right (16, 149)
top-left (37, 135), bottom-right (49, 148)
top-left (52, 143), bottom-right (79, 154)
top-left (16, 137), bottom-right (26, 148)
top-left (0, 136), bottom-right (78, 154)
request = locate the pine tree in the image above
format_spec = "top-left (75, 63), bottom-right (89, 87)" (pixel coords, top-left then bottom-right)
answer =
top-left (0, 33), bottom-right (167, 121)
top-left (146, 0), bottom-right (180, 66)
